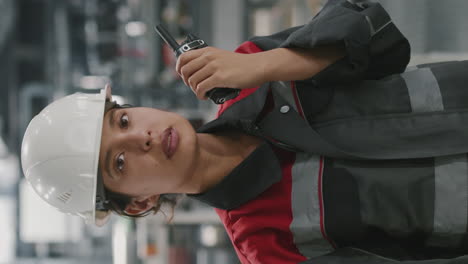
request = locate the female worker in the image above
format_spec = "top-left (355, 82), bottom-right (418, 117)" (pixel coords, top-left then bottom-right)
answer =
top-left (21, 0), bottom-right (468, 263)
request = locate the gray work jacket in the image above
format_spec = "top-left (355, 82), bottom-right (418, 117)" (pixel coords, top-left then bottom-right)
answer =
top-left (197, 0), bottom-right (468, 262)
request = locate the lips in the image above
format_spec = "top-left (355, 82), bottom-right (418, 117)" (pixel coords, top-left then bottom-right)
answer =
top-left (161, 127), bottom-right (179, 159)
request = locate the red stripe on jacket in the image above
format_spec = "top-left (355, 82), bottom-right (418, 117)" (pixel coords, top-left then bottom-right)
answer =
top-left (215, 149), bottom-right (307, 264)
top-left (214, 40), bottom-right (308, 264)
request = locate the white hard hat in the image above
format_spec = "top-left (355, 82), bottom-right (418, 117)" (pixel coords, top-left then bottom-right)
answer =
top-left (21, 86), bottom-right (112, 226)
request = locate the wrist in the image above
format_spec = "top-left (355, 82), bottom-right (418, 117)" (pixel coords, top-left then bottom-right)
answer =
top-left (255, 46), bottom-right (345, 83)
top-left (251, 51), bottom-right (274, 85)
top-left (253, 48), bottom-right (290, 83)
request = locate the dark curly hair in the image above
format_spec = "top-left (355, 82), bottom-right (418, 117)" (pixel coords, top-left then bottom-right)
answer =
top-left (101, 100), bottom-right (183, 220)
top-left (105, 189), bottom-right (182, 220)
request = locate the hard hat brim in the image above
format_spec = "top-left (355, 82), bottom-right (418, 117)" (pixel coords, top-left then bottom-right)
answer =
top-left (90, 85), bottom-right (111, 226)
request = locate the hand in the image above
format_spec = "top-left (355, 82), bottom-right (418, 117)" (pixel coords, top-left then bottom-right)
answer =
top-left (176, 47), bottom-right (266, 100)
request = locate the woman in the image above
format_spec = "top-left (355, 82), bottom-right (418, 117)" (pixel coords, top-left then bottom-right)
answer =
top-left (22, 0), bottom-right (468, 263)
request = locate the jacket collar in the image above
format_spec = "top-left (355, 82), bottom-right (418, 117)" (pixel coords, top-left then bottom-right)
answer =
top-left (187, 140), bottom-right (282, 210)
top-left (188, 87), bottom-right (282, 210)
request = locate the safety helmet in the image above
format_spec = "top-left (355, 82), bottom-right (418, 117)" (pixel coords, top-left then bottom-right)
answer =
top-left (21, 86), bottom-right (112, 226)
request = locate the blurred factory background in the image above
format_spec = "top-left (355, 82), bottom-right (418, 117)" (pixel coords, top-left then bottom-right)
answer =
top-left (0, 0), bottom-right (468, 263)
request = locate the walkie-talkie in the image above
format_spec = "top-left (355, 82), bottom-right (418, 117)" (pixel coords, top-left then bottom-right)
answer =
top-left (155, 24), bottom-right (240, 104)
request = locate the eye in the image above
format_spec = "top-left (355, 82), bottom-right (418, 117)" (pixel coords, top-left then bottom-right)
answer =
top-left (120, 113), bottom-right (129, 128)
top-left (116, 153), bottom-right (125, 172)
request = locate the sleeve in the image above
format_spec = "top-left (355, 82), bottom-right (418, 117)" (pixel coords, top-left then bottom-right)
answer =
top-left (251, 0), bottom-right (411, 85)
top-left (299, 248), bottom-right (468, 264)
top-left (216, 40), bottom-right (266, 116)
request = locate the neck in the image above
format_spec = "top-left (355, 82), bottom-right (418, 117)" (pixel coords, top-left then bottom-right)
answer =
top-left (183, 131), bottom-right (261, 194)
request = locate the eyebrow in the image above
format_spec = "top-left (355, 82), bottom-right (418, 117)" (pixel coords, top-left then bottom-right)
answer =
top-left (109, 108), bottom-right (116, 129)
top-left (104, 109), bottom-right (117, 180)
top-left (104, 148), bottom-right (115, 180)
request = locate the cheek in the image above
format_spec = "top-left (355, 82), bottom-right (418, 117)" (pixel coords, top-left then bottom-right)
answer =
top-left (127, 155), bottom-right (158, 179)
top-left (125, 155), bottom-right (175, 192)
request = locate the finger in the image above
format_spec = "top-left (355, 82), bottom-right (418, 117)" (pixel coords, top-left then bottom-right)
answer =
top-left (180, 55), bottom-right (210, 86)
top-left (195, 74), bottom-right (215, 100)
top-left (196, 75), bottom-right (224, 100)
top-left (187, 64), bottom-right (214, 93)
top-left (175, 48), bottom-right (206, 75)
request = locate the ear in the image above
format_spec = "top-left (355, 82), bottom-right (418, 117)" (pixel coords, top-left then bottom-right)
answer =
top-left (124, 195), bottom-right (159, 216)
top-left (105, 83), bottom-right (112, 101)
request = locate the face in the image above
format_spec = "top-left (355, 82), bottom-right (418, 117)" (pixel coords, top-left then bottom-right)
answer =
top-left (98, 106), bottom-right (199, 199)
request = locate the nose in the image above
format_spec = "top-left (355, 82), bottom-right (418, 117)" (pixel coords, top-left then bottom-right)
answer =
top-left (124, 130), bottom-right (152, 152)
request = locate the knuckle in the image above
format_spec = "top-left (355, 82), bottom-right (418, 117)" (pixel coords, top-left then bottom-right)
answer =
top-left (213, 72), bottom-right (224, 83)
top-left (204, 63), bottom-right (214, 72)
top-left (203, 47), bottom-right (213, 54)
top-left (180, 66), bottom-right (188, 77)
top-left (212, 62), bottom-right (222, 72)
top-left (189, 77), bottom-right (198, 89)
top-left (202, 54), bottom-right (212, 63)
top-left (204, 52), bottom-right (215, 60)
top-left (209, 63), bottom-right (220, 74)
top-left (178, 54), bottom-right (186, 64)
top-left (190, 84), bottom-right (197, 94)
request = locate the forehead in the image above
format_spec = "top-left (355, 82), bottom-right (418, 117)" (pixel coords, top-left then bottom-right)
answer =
top-left (101, 107), bottom-right (116, 137)
top-left (98, 107), bottom-right (117, 177)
